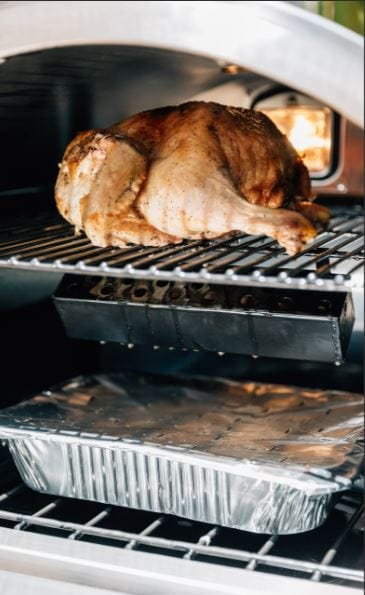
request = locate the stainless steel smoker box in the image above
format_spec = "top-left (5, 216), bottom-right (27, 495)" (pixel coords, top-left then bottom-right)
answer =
top-left (54, 275), bottom-right (354, 363)
top-left (0, 373), bottom-right (362, 535)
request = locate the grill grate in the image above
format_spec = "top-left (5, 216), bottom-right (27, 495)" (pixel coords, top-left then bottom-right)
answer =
top-left (0, 461), bottom-right (363, 589)
top-left (0, 207), bottom-right (363, 291)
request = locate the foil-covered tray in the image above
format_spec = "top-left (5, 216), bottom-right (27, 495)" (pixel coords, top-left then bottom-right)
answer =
top-left (0, 373), bottom-right (362, 534)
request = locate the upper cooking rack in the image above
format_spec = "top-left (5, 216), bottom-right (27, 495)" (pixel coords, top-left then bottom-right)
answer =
top-left (0, 208), bottom-right (363, 291)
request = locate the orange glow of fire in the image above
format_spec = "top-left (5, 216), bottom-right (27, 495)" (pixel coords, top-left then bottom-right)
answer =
top-left (262, 107), bottom-right (332, 174)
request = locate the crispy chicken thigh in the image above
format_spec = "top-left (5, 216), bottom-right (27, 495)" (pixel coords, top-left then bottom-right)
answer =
top-left (56, 102), bottom-right (329, 255)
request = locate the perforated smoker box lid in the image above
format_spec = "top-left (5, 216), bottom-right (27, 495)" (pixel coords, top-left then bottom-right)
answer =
top-left (0, 373), bottom-right (363, 535)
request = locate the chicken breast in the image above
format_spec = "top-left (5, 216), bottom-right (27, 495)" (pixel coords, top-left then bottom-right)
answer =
top-left (56, 102), bottom-right (329, 255)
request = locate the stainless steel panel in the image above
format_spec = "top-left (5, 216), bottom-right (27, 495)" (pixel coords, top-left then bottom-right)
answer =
top-left (1, 527), bottom-right (358, 595)
top-left (0, 569), bottom-right (119, 595)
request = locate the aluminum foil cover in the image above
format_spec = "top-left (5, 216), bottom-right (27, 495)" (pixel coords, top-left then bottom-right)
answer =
top-left (0, 374), bottom-right (363, 534)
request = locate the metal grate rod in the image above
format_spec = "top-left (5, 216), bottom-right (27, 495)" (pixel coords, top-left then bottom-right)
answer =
top-left (0, 226), bottom-right (71, 254)
top-left (80, 247), bottom-right (123, 266)
top-left (317, 244), bottom-right (364, 277)
top-left (39, 242), bottom-right (111, 263)
top-left (257, 219), bottom-right (362, 277)
top-left (0, 218), bottom-right (65, 240)
top-left (68, 507), bottom-right (112, 540)
top-left (183, 526), bottom-right (220, 560)
top-left (246, 535), bottom-right (279, 571)
top-left (227, 241), bottom-right (284, 274)
top-left (1, 234), bottom-right (87, 259)
top-left (288, 234), bottom-right (363, 278)
top-left (95, 245), bottom-right (171, 268)
top-left (115, 240), bottom-right (206, 270)
top-left (177, 236), bottom-right (263, 272)
top-left (125, 515), bottom-right (165, 550)
top-left (14, 499), bottom-right (61, 531)
top-left (346, 259), bottom-right (365, 276)
top-left (311, 504), bottom-right (364, 582)
top-left (206, 239), bottom-right (275, 273)
top-left (0, 484), bottom-right (24, 503)
top-left (98, 245), bottom-right (157, 267)
top-left (109, 233), bottom-right (240, 271)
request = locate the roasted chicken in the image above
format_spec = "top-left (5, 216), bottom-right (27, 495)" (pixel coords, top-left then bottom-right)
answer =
top-left (56, 102), bottom-right (329, 255)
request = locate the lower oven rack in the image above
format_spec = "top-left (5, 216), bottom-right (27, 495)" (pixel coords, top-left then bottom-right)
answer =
top-left (0, 206), bottom-right (363, 291)
top-left (0, 454), bottom-right (363, 591)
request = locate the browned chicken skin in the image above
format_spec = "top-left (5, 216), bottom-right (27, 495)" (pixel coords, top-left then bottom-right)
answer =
top-left (55, 102), bottom-right (330, 255)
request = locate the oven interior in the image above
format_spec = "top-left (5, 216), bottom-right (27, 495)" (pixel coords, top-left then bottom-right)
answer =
top-left (0, 43), bottom-right (363, 594)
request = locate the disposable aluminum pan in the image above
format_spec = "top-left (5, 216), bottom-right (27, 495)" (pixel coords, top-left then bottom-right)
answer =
top-left (0, 373), bottom-right (363, 534)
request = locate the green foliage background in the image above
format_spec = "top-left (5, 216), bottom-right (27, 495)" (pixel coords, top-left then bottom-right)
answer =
top-left (301, 1), bottom-right (364, 34)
